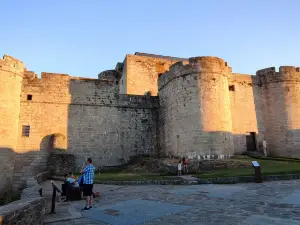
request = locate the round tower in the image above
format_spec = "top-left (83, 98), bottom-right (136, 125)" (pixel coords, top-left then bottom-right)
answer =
top-left (158, 56), bottom-right (234, 159)
top-left (0, 55), bottom-right (24, 195)
top-left (257, 66), bottom-right (300, 157)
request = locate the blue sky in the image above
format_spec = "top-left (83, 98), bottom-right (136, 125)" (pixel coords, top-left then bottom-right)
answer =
top-left (0, 0), bottom-right (299, 77)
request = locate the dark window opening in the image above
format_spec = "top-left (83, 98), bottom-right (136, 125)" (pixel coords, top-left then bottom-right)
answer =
top-left (116, 81), bottom-right (119, 85)
top-left (229, 85), bottom-right (235, 92)
top-left (22, 125), bottom-right (30, 137)
top-left (27, 94), bottom-right (32, 100)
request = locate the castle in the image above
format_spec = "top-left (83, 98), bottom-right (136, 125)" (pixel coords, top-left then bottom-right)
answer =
top-left (1, 52), bottom-right (300, 194)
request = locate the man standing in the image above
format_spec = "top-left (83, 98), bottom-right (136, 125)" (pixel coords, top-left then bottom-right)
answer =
top-left (81, 158), bottom-right (95, 210)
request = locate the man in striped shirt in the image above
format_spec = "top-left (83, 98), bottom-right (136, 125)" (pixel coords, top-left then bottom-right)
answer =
top-left (81, 157), bottom-right (95, 210)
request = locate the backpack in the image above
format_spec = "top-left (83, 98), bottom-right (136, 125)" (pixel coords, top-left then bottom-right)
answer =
top-left (78, 175), bottom-right (84, 186)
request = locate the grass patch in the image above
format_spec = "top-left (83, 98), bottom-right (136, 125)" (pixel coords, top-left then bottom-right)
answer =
top-left (94, 173), bottom-right (178, 181)
top-left (195, 156), bottom-right (300, 179)
top-left (75, 172), bottom-right (178, 181)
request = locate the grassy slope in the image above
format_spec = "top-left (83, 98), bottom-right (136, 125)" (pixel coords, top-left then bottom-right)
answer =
top-left (195, 156), bottom-right (300, 179)
top-left (75, 172), bottom-right (178, 181)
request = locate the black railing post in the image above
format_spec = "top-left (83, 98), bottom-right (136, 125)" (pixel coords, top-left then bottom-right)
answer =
top-left (50, 185), bottom-right (57, 214)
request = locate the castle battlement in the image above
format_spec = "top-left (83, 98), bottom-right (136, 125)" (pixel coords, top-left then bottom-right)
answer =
top-left (257, 66), bottom-right (300, 84)
top-left (0, 54), bottom-right (24, 75)
top-left (158, 56), bottom-right (231, 90)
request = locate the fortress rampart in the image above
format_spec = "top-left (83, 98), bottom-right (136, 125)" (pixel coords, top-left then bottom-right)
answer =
top-left (0, 52), bottom-right (299, 195)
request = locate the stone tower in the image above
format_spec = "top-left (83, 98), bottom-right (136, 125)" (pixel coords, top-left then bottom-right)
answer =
top-left (158, 57), bottom-right (234, 159)
top-left (257, 66), bottom-right (300, 157)
top-left (0, 55), bottom-right (24, 195)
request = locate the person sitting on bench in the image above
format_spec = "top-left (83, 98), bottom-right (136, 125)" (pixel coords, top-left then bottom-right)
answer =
top-left (66, 172), bottom-right (80, 188)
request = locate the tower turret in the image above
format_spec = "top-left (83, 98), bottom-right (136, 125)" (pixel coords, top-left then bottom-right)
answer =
top-left (257, 66), bottom-right (300, 157)
top-left (158, 56), bottom-right (234, 159)
top-left (0, 55), bottom-right (24, 195)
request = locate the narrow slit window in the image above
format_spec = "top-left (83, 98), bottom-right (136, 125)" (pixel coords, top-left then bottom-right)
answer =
top-left (229, 85), bottom-right (235, 92)
top-left (22, 125), bottom-right (30, 137)
top-left (27, 94), bottom-right (32, 100)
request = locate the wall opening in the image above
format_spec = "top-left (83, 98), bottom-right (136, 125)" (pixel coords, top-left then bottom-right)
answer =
top-left (22, 125), bottom-right (30, 137)
top-left (27, 94), bottom-right (32, 100)
top-left (49, 133), bottom-right (67, 152)
top-left (229, 85), bottom-right (235, 92)
top-left (246, 132), bottom-right (257, 151)
top-left (116, 81), bottom-right (119, 85)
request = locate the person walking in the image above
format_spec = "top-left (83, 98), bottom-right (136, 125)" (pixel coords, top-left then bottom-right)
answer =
top-left (81, 157), bottom-right (95, 211)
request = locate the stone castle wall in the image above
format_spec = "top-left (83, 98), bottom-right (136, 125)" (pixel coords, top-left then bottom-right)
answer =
top-left (1, 52), bottom-right (300, 194)
top-left (0, 56), bottom-right (24, 195)
top-left (13, 69), bottom-right (159, 190)
top-left (158, 57), bottom-right (234, 159)
top-left (120, 53), bottom-right (188, 96)
top-left (228, 73), bottom-right (265, 154)
top-left (258, 66), bottom-right (300, 157)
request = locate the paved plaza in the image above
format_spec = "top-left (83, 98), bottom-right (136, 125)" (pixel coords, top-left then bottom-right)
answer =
top-left (43, 179), bottom-right (300, 225)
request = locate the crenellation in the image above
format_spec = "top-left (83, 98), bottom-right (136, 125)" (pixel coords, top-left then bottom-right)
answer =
top-left (258, 66), bottom-right (300, 85)
top-left (0, 55), bottom-right (24, 75)
top-left (256, 67), bottom-right (276, 76)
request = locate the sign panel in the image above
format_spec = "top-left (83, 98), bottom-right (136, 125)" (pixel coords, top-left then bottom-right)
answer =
top-left (252, 161), bottom-right (260, 167)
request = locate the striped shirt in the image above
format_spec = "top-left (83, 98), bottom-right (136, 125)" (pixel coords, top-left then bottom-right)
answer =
top-left (83, 164), bottom-right (95, 184)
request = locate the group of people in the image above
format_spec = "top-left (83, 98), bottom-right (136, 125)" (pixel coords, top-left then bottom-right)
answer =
top-left (177, 157), bottom-right (188, 176)
top-left (64, 157), bottom-right (95, 211)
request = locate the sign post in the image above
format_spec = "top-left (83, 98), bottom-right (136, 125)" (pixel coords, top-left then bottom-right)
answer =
top-left (252, 161), bottom-right (263, 183)
top-left (50, 180), bottom-right (62, 214)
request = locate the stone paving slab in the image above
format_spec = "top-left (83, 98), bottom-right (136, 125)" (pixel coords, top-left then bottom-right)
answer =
top-left (75, 199), bottom-right (191, 225)
top-left (169, 184), bottom-right (245, 198)
top-left (242, 215), bottom-right (300, 225)
top-left (277, 190), bottom-right (300, 205)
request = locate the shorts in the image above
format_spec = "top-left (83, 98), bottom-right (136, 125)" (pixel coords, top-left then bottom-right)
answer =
top-left (83, 184), bottom-right (93, 196)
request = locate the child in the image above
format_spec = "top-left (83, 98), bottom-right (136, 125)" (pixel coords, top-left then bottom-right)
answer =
top-left (177, 160), bottom-right (182, 176)
top-left (66, 172), bottom-right (80, 188)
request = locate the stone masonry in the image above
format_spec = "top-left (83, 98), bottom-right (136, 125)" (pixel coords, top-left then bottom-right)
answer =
top-left (0, 52), bottom-right (299, 195)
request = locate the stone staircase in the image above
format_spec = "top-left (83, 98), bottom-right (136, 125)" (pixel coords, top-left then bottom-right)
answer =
top-left (13, 153), bottom-right (48, 190)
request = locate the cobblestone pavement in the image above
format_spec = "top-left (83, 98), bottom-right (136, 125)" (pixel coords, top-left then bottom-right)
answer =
top-left (43, 180), bottom-right (300, 225)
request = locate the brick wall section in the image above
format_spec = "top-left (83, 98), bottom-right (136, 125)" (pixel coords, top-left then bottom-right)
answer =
top-left (158, 57), bottom-right (234, 159)
top-left (124, 54), bottom-right (188, 96)
top-left (0, 56), bottom-right (24, 196)
top-left (228, 73), bottom-right (265, 154)
top-left (258, 66), bottom-right (300, 157)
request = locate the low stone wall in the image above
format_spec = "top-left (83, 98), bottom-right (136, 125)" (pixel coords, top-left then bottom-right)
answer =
top-left (0, 171), bottom-right (49, 225)
top-left (0, 197), bottom-right (45, 225)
